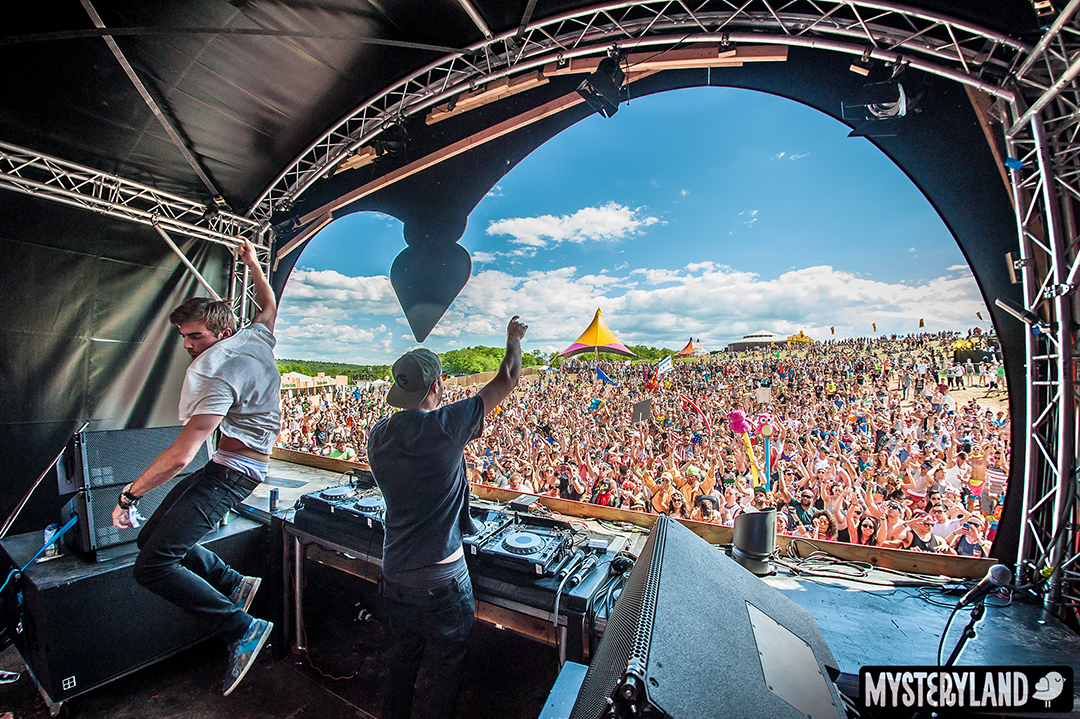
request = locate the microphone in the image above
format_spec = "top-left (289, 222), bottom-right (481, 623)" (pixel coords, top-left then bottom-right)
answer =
top-left (568, 554), bottom-right (599, 587)
top-left (957, 564), bottom-right (1012, 607)
top-left (558, 549), bottom-right (585, 580)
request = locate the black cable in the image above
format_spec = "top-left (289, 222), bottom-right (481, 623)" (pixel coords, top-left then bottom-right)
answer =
top-left (937, 604), bottom-right (962, 666)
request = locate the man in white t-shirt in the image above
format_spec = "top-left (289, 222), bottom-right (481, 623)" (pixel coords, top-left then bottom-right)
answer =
top-left (110, 240), bottom-right (279, 696)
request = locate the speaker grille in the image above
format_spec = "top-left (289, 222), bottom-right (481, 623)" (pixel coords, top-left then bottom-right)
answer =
top-left (569, 517), bottom-right (666, 719)
top-left (80, 427), bottom-right (207, 488)
top-left (87, 477), bottom-right (187, 548)
top-left (62, 427), bottom-right (211, 555)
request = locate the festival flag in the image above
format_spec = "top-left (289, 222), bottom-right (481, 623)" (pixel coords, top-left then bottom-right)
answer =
top-left (919, 318), bottom-right (925, 328)
top-left (657, 356), bottom-right (673, 376)
top-left (597, 367), bottom-right (619, 386)
top-left (830, 326), bottom-right (835, 335)
top-left (977, 311), bottom-right (983, 320)
top-left (680, 394), bottom-right (712, 434)
top-left (872, 323), bottom-right (876, 332)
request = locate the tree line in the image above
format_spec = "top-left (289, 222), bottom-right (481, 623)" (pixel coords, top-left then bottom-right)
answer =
top-left (277, 344), bottom-right (676, 382)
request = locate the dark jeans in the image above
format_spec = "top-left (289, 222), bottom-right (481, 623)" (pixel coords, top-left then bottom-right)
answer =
top-left (380, 564), bottom-right (475, 719)
top-left (134, 461), bottom-right (258, 643)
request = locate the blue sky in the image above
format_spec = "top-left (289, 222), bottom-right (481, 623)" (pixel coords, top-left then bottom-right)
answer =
top-left (275, 86), bottom-right (987, 363)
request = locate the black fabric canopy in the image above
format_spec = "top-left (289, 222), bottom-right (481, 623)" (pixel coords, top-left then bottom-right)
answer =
top-left (0, 1), bottom-right (1038, 558)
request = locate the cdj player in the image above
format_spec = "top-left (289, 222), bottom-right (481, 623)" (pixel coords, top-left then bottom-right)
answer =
top-left (293, 486), bottom-right (386, 556)
top-left (478, 523), bottom-right (570, 575)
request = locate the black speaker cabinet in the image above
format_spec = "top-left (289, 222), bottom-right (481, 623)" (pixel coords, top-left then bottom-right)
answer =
top-left (569, 517), bottom-right (845, 719)
top-left (57, 426), bottom-right (210, 560)
top-left (0, 518), bottom-right (266, 707)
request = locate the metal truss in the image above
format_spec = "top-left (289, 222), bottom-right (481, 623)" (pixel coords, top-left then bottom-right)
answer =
top-left (0, 140), bottom-right (271, 321)
top-left (1004, 0), bottom-right (1080, 628)
top-left (247, 0), bottom-right (1033, 223)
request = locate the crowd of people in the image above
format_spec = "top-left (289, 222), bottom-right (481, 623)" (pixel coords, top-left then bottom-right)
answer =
top-left (276, 330), bottom-right (1009, 557)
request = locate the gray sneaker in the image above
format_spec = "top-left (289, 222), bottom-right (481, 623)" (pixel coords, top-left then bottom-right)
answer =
top-left (223, 619), bottom-right (273, 696)
top-left (229, 576), bottom-right (262, 613)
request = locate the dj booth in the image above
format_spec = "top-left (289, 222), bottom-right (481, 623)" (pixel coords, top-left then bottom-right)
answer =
top-left (283, 484), bottom-right (644, 664)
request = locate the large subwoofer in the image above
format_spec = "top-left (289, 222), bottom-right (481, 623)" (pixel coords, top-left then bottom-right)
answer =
top-left (57, 426), bottom-right (210, 560)
top-left (569, 516), bottom-right (845, 719)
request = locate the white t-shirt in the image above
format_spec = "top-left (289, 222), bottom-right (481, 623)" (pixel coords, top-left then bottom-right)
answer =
top-left (931, 517), bottom-right (962, 539)
top-left (178, 322), bottom-right (281, 454)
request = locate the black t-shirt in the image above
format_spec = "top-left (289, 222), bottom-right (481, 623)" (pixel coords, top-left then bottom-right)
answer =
top-left (788, 499), bottom-right (814, 527)
top-left (558, 470), bottom-right (584, 501)
top-left (367, 395), bottom-right (485, 576)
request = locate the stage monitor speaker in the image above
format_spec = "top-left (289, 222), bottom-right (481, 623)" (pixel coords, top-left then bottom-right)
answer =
top-left (569, 517), bottom-right (845, 719)
top-left (57, 426), bottom-right (210, 560)
top-left (0, 519), bottom-right (265, 705)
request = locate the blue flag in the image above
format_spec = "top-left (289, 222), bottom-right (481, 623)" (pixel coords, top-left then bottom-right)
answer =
top-left (597, 367), bottom-right (619, 386)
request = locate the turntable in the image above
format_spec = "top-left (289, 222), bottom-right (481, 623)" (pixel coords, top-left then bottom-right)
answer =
top-left (478, 523), bottom-right (568, 575)
top-left (352, 496), bottom-right (386, 528)
top-left (298, 486), bottom-right (358, 517)
top-left (463, 507), bottom-right (513, 555)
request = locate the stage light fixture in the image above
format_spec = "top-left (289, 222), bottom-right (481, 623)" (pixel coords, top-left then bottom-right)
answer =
top-left (732, 508), bottom-right (776, 576)
top-left (849, 48), bottom-right (873, 76)
top-left (995, 296), bottom-right (1044, 327)
top-left (374, 123), bottom-right (408, 157)
top-left (576, 52), bottom-right (626, 118)
top-left (841, 81), bottom-right (908, 122)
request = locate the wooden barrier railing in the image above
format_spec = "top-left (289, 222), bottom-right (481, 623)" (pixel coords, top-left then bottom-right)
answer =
top-left (272, 447), bottom-right (996, 579)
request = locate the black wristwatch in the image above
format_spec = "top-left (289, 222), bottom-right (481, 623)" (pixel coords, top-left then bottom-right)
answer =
top-left (118, 483), bottom-right (140, 509)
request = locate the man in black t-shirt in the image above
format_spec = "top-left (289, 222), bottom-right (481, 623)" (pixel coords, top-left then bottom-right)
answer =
top-left (368, 316), bottom-right (527, 719)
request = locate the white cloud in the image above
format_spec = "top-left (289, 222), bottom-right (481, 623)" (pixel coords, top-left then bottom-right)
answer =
top-left (740, 209), bottom-right (759, 227)
top-left (472, 251), bottom-right (498, 264)
top-left (774, 152), bottom-right (786, 160)
top-left (485, 202), bottom-right (660, 250)
top-left (278, 268), bottom-right (398, 317)
top-left (789, 152), bottom-right (810, 160)
top-left (485, 185), bottom-right (504, 198)
top-left (680, 189), bottom-right (689, 196)
top-left (273, 260), bottom-right (989, 362)
top-left (908, 247), bottom-right (916, 253)
top-left (946, 264), bottom-right (969, 271)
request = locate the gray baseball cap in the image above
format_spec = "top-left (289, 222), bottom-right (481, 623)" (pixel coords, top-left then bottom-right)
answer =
top-left (386, 348), bottom-right (442, 409)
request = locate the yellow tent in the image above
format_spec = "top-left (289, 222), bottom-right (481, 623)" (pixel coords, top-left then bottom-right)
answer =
top-left (557, 308), bottom-right (636, 358)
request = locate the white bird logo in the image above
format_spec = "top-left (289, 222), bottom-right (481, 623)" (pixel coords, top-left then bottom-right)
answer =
top-left (1033, 671), bottom-right (1066, 707)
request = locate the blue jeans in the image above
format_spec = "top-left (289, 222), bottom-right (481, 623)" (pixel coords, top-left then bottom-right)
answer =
top-left (134, 462), bottom-right (257, 643)
top-left (380, 564), bottom-right (475, 719)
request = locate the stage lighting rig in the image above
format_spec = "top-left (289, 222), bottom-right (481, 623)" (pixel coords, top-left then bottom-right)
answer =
top-left (995, 296), bottom-right (1050, 332)
top-left (849, 48), bottom-right (873, 76)
top-left (576, 50), bottom-right (626, 118)
top-left (374, 123), bottom-right (408, 157)
top-left (842, 81), bottom-right (908, 122)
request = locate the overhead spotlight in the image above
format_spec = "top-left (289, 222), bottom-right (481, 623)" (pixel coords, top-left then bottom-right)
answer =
top-left (995, 296), bottom-right (1044, 327)
top-left (1034, 0), bottom-right (1058, 27)
top-left (842, 81), bottom-right (908, 122)
top-left (576, 52), bottom-right (626, 118)
top-left (374, 123), bottom-right (408, 157)
top-left (849, 48), bottom-right (873, 76)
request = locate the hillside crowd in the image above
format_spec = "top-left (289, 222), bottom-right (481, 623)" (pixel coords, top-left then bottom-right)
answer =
top-left (276, 330), bottom-right (1009, 556)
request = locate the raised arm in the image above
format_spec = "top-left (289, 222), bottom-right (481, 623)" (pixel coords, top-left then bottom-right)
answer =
top-left (238, 239), bottom-right (277, 332)
top-left (478, 316), bottom-right (529, 416)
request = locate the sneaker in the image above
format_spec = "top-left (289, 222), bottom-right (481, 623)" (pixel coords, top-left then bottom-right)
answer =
top-left (229, 576), bottom-right (262, 613)
top-left (223, 619), bottom-right (273, 696)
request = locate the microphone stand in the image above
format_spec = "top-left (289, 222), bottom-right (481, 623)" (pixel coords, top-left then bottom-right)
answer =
top-left (944, 599), bottom-right (986, 667)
